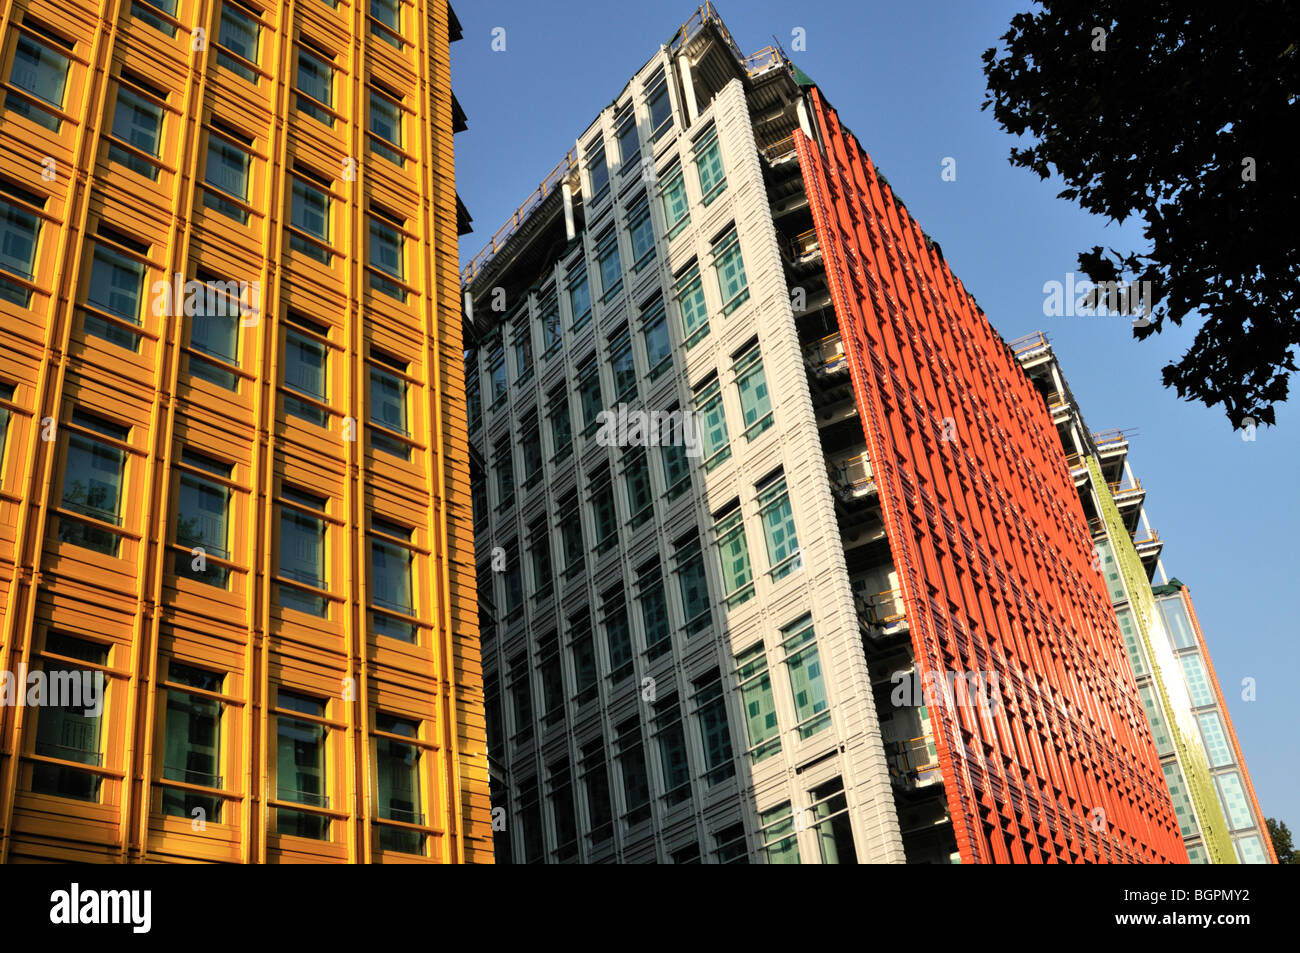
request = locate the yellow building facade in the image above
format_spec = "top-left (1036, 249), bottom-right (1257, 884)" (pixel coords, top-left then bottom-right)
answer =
top-left (0, 0), bottom-right (490, 862)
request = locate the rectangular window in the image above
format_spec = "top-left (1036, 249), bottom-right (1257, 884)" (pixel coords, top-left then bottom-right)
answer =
top-left (174, 450), bottom-right (233, 588)
top-left (6, 29), bottom-right (71, 131)
top-left (369, 87), bottom-right (404, 165)
top-left (609, 328), bottom-right (636, 403)
top-left (84, 242), bottom-right (146, 351)
top-left (283, 317), bottom-right (329, 426)
top-left (587, 143), bottom-right (609, 203)
top-left (713, 503), bottom-right (753, 607)
top-left (529, 516), bottom-right (553, 601)
top-left (674, 261), bottom-right (708, 348)
top-left (1179, 654), bottom-right (1215, 708)
top-left (30, 634), bottom-right (109, 801)
top-left (371, 518), bottom-right (416, 641)
top-left (508, 653), bottom-right (533, 744)
top-left (595, 227), bottom-right (622, 301)
top-left (1197, 711), bottom-right (1233, 768)
top-left (217, 2), bottom-right (261, 83)
top-left (538, 289), bottom-right (562, 356)
top-left (736, 642), bottom-right (780, 762)
top-left (674, 532), bottom-right (710, 637)
top-left (616, 107), bottom-right (640, 169)
top-left (615, 718), bottom-right (650, 826)
top-left (694, 123), bottom-right (727, 205)
top-left (758, 473), bottom-right (801, 579)
top-left (487, 338), bottom-right (507, 407)
top-left (628, 195), bottom-right (655, 272)
top-left (568, 262), bottom-right (592, 332)
top-left (466, 358), bottom-right (482, 433)
top-left (537, 632), bottom-right (564, 727)
top-left (369, 211), bottom-right (407, 301)
top-left (512, 320), bottom-right (534, 385)
top-left (694, 668), bottom-right (734, 786)
top-left (108, 84), bottom-right (163, 180)
top-left (188, 275), bottom-right (242, 389)
top-left (577, 358), bottom-right (603, 437)
top-left (712, 225), bottom-right (749, 315)
top-left (782, 614), bottom-right (830, 739)
top-left (369, 352), bottom-right (411, 460)
top-left (810, 777), bottom-right (856, 864)
top-left (734, 342), bottom-right (773, 439)
top-left (518, 777), bottom-right (543, 863)
top-left (715, 822), bottom-right (748, 864)
top-left (295, 47), bottom-right (334, 126)
top-left (161, 662), bottom-right (224, 822)
top-left (571, 610), bottom-right (597, 706)
top-left (58, 411), bottom-right (129, 556)
top-left (275, 691), bottom-right (329, 839)
top-left (374, 714), bottom-right (425, 854)
top-left (623, 447), bottom-right (652, 529)
top-left (694, 376), bottom-right (730, 471)
top-left (581, 740), bottom-right (613, 845)
top-left (590, 469), bottom-right (617, 556)
top-left (548, 384), bottom-right (573, 462)
top-left (493, 437), bottom-right (514, 511)
top-left (602, 587), bottom-right (633, 684)
top-left (132, 0), bottom-right (178, 35)
top-left (659, 160), bottom-right (690, 239)
top-left (548, 762), bottom-right (578, 861)
top-left (203, 133), bottom-right (251, 223)
top-left (369, 0), bottom-right (403, 48)
top-left (646, 71), bottom-right (673, 141)
top-left (520, 412), bottom-right (543, 488)
top-left (760, 802), bottom-right (800, 864)
top-left (558, 491), bottom-right (584, 580)
top-left (653, 695), bottom-right (690, 807)
top-left (289, 173), bottom-right (332, 263)
top-left (660, 414), bottom-right (690, 501)
top-left (636, 558), bottom-right (671, 661)
top-left (0, 381), bottom-right (14, 481)
top-left (278, 486), bottom-right (328, 617)
top-left (503, 540), bottom-right (523, 619)
top-left (0, 183), bottom-right (43, 306)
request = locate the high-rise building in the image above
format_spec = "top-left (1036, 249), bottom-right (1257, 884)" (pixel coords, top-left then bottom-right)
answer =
top-left (463, 4), bottom-right (1185, 863)
top-left (0, 0), bottom-right (490, 862)
top-left (1014, 332), bottom-right (1276, 863)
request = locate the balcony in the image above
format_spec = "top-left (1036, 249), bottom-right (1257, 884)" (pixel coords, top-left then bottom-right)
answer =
top-left (804, 331), bottom-right (848, 378)
top-left (889, 735), bottom-right (943, 791)
top-left (827, 451), bottom-right (875, 501)
top-left (862, 588), bottom-right (908, 640)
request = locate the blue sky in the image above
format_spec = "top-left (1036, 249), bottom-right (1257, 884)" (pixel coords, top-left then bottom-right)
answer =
top-left (452, 1), bottom-right (1299, 835)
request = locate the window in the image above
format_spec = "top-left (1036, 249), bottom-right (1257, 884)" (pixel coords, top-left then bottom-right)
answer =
top-left (1159, 596), bottom-right (1197, 649)
top-left (674, 261), bottom-right (708, 348)
top-left (1179, 654), bottom-right (1215, 708)
top-left (1197, 712), bottom-right (1233, 768)
top-left (131, 0), bottom-right (178, 36)
top-left (493, 437), bottom-right (514, 511)
top-left (537, 632), bottom-right (564, 727)
top-left (570, 610), bottom-right (597, 706)
top-left (653, 695), bottom-right (690, 806)
top-left (758, 473), bottom-right (801, 579)
top-left (520, 412), bottom-right (543, 489)
top-left (471, 474), bottom-right (487, 530)
top-left (615, 718), bottom-right (650, 826)
top-left (371, 517), bottom-right (416, 641)
top-left (595, 227), bottom-right (622, 301)
top-left (289, 172), bottom-right (332, 263)
top-left (503, 540), bottom-right (523, 619)
top-left (369, 87), bottom-right (404, 165)
top-left (558, 491), bottom-right (584, 580)
top-left (548, 384), bottom-right (573, 461)
top-left (736, 642), bottom-right (780, 762)
top-left (715, 822), bottom-right (748, 864)
top-left (369, 0), bottom-right (403, 48)
top-left (694, 668), bottom-right (734, 786)
top-left (0, 381), bottom-right (14, 481)
top-left (712, 225), bottom-right (749, 315)
top-left (782, 614), bottom-right (830, 739)
top-left (602, 586), bottom-right (633, 683)
top-left (283, 315), bottom-right (329, 426)
top-left (188, 274), bottom-right (243, 389)
top-left (615, 107), bottom-right (640, 169)
top-left (512, 320), bottom-right (534, 385)
top-left (646, 70), bottom-right (673, 141)
top-left (275, 691), bottom-right (329, 839)
top-left (713, 503), bottom-right (753, 607)
top-left (84, 240), bottom-right (147, 350)
top-left (659, 160), bottom-right (690, 239)
top-left (508, 652), bottom-right (533, 744)
top-left (203, 131), bottom-right (252, 223)
top-left (160, 663), bottom-right (224, 822)
top-left (568, 262), bottom-right (591, 332)
top-left (295, 46), bottom-right (334, 126)
top-left (674, 532), bottom-right (710, 637)
top-left (518, 777), bottom-right (544, 863)
top-left (174, 450), bottom-right (233, 588)
top-left (660, 416), bottom-right (690, 500)
top-left (108, 81), bottom-right (164, 180)
top-left (609, 328), bottom-right (636, 403)
top-left (760, 802), bottom-right (799, 864)
top-left (694, 376), bottom-right (730, 471)
top-left (586, 142), bottom-right (609, 203)
top-left (623, 447), bottom-right (652, 529)
top-left (528, 516), bottom-right (553, 601)
top-left (810, 777), bottom-right (856, 864)
top-left (6, 27), bottom-right (72, 131)
top-left (694, 123), bottom-right (727, 205)
top-left (590, 469), bottom-right (617, 556)
top-left (278, 485), bottom-right (329, 617)
top-left (369, 210), bottom-right (407, 301)
top-left (0, 182), bottom-right (44, 306)
top-left (1215, 772), bottom-right (1254, 830)
top-left (576, 358), bottom-right (603, 437)
top-left (217, 2), bottom-right (261, 83)
top-left (628, 195), bottom-right (655, 272)
top-left (734, 342), bottom-right (773, 439)
top-left (374, 715), bottom-right (425, 854)
top-left (29, 634), bottom-right (109, 801)
top-left (548, 762), bottom-right (578, 861)
top-left (581, 740), bottom-right (613, 845)
top-left (636, 559), bottom-right (671, 661)
top-left (58, 411), bottom-right (129, 557)
top-left (466, 359), bottom-right (482, 433)
top-left (369, 351), bottom-right (411, 460)
top-left (538, 289), bottom-right (562, 356)
top-left (487, 338), bottom-right (507, 407)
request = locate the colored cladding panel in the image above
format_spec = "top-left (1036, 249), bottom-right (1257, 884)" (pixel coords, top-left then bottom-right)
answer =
top-left (1089, 458), bottom-right (1235, 863)
top-left (794, 88), bottom-right (1186, 864)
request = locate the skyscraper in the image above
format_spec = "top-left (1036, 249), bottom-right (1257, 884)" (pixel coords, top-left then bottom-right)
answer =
top-left (0, 0), bottom-right (489, 862)
top-left (1014, 331), bottom-right (1276, 863)
top-left (464, 4), bottom-right (1185, 863)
